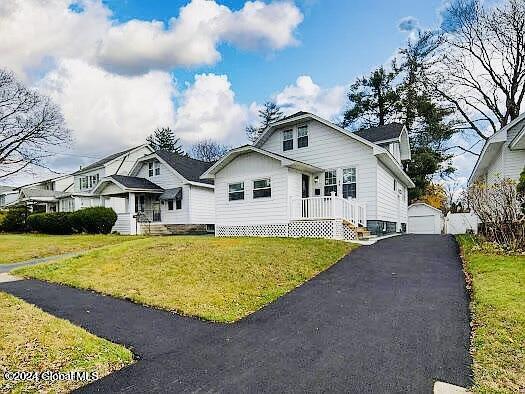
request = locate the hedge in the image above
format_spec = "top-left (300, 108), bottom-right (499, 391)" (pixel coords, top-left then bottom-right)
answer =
top-left (70, 207), bottom-right (117, 234)
top-left (27, 212), bottom-right (74, 235)
top-left (0, 206), bottom-right (30, 233)
top-left (22, 207), bottom-right (117, 235)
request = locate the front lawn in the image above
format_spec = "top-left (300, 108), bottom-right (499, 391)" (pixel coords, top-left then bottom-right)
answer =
top-left (0, 234), bottom-right (140, 264)
top-left (0, 291), bottom-right (133, 393)
top-left (458, 235), bottom-right (525, 393)
top-left (16, 237), bottom-right (354, 322)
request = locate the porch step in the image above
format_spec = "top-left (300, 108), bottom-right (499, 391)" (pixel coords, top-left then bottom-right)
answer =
top-left (342, 221), bottom-right (371, 240)
top-left (139, 223), bottom-right (172, 235)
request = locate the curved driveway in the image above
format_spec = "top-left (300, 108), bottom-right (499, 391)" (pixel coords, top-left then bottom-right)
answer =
top-left (0, 234), bottom-right (471, 393)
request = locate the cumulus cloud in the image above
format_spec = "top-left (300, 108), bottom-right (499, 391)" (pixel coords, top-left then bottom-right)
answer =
top-left (38, 59), bottom-right (177, 160)
top-left (274, 75), bottom-right (346, 120)
top-left (173, 74), bottom-right (248, 145)
top-left (0, 0), bottom-right (303, 77)
top-left (398, 16), bottom-right (419, 32)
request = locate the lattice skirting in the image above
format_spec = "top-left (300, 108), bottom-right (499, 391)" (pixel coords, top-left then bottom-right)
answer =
top-left (216, 220), bottom-right (356, 241)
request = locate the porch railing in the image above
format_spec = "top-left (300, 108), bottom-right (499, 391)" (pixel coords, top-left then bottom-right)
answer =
top-left (137, 209), bottom-right (161, 223)
top-left (290, 192), bottom-right (367, 227)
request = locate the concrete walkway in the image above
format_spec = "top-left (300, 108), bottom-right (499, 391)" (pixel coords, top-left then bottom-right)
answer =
top-left (0, 252), bottom-right (83, 273)
top-left (0, 235), bottom-right (472, 393)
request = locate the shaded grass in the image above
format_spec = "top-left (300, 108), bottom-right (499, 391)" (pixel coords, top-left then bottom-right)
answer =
top-left (0, 234), bottom-right (141, 264)
top-left (16, 236), bottom-right (355, 323)
top-left (0, 291), bottom-right (133, 393)
top-left (458, 235), bottom-right (525, 393)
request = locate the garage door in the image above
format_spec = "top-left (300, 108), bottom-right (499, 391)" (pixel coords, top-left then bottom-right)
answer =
top-left (408, 215), bottom-right (437, 234)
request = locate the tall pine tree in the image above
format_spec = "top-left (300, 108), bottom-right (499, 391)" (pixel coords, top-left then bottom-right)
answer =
top-left (147, 127), bottom-right (184, 154)
top-left (246, 102), bottom-right (284, 143)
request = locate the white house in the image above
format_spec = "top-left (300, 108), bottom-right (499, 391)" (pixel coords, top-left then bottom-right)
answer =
top-left (91, 150), bottom-right (215, 235)
top-left (0, 186), bottom-right (18, 208)
top-left (407, 202), bottom-right (443, 234)
top-left (201, 112), bottom-right (415, 241)
top-left (469, 112), bottom-right (525, 185)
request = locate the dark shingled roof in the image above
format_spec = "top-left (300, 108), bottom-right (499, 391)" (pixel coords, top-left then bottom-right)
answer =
top-left (74, 146), bottom-right (142, 175)
top-left (354, 123), bottom-right (404, 143)
top-left (110, 175), bottom-right (162, 190)
top-left (156, 150), bottom-right (215, 185)
top-left (276, 111), bottom-right (311, 123)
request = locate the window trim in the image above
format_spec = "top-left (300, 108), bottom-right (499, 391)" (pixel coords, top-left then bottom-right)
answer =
top-left (252, 178), bottom-right (271, 199)
top-left (282, 129), bottom-right (293, 151)
top-left (297, 124), bottom-right (308, 148)
top-left (149, 161), bottom-right (160, 177)
top-left (342, 167), bottom-right (357, 199)
top-left (228, 181), bottom-right (245, 201)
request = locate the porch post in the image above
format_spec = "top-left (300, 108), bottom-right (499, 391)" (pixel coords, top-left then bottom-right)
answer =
top-left (128, 192), bottom-right (137, 235)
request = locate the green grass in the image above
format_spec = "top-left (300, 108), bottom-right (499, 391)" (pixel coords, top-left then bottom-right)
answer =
top-left (15, 236), bottom-right (355, 323)
top-left (0, 234), bottom-right (141, 264)
top-left (0, 291), bottom-right (133, 393)
top-left (457, 235), bottom-right (525, 393)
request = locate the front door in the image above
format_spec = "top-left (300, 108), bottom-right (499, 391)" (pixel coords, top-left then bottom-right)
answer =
top-left (302, 174), bottom-right (309, 198)
top-left (152, 199), bottom-right (161, 222)
top-left (302, 174), bottom-right (309, 218)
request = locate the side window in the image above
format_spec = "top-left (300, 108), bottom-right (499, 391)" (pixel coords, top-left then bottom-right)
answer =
top-left (282, 129), bottom-right (293, 151)
top-left (342, 168), bottom-right (356, 199)
top-left (168, 200), bottom-right (174, 210)
top-left (148, 162), bottom-right (153, 177)
top-left (228, 182), bottom-right (244, 201)
top-left (154, 162), bottom-right (160, 176)
top-left (297, 125), bottom-right (308, 148)
top-left (253, 178), bottom-right (271, 198)
top-left (324, 170), bottom-right (337, 196)
top-left (176, 199), bottom-right (182, 210)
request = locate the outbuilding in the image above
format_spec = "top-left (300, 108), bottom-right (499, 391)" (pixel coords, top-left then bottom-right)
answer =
top-left (407, 202), bottom-right (443, 234)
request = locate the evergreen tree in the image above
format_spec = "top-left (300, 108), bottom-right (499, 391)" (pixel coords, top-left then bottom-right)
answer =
top-left (146, 127), bottom-right (184, 154)
top-left (246, 102), bottom-right (284, 143)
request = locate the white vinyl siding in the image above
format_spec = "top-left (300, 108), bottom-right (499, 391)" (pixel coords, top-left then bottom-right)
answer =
top-left (376, 161), bottom-right (407, 226)
top-left (135, 161), bottom-right (185, 189)
top-left (485, 145), bottom-right (504, 184)
top-left (260, 120), bottom-right (379, 218)
top-left (505, 124), bottom-right (525, 181)
top-left (104, 146), bottom-right (153, 176)
top-left (188, 186), bottom-right (215, 224)
top-left (74, 168), bottom-right (104, 193)
top-left (214, 152), bottom-right (290, 226)
top-left (160, 184), bottom-right (190, 224)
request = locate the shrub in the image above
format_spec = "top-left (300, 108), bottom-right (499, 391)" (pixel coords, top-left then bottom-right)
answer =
top-left (27, 212), bottom-right (74, 235)
top-left (70, 207), bottom-right (117, 234)
top-left (0, 205), bottom-right (30, 232)
top-left (0, 210), bottom-right (6, 229)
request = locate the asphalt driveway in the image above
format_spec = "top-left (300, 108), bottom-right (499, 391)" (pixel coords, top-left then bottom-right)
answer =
top-left (0, 234), bottom-right (471, 393)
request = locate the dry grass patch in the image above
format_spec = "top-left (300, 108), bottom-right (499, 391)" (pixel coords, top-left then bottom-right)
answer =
top-left (0, 292), bottom-right (133, 393)
top-left (458, 235), bottom-right (525, 393)
top-left (16, 236), bottom-right (355, 322)
top-left (0, 234), bottom-right (141, 264)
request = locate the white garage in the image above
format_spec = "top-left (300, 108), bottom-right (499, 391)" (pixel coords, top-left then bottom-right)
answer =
top-left (408, 203), bottom-right (443, 234)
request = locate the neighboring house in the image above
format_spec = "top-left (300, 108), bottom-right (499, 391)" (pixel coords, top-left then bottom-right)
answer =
top-left (0, 186), bottom-right (18, 208)
top-left (91, 150), bottom-right (215, 235)
top-left (469, 111), bottom-right (525, 185)
top-left (407, 202), bottom-right (444, 235)
top-left (201, 112), bottom-right (414, 241)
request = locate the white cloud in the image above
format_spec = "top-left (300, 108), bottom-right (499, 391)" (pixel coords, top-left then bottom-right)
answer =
top-left (173, 74), bottom-right (248, 145)
top-left (38, 58), bottom-right (177, 157)
top-left (0, 0), bottom-right (303, 77)
top-left (274, 75), bottom-right (346, 120)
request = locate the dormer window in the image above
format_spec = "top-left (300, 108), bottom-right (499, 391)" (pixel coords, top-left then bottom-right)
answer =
top-left (297, 125), bottom-right (308, 148)
top-left (148, 161), bottom-right (160, 177)
top-left (282, 129), bottom-right (293, 151)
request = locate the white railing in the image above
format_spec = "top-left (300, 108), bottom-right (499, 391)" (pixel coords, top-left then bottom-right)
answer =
top-left (290, 192), bottom-right (367, 227)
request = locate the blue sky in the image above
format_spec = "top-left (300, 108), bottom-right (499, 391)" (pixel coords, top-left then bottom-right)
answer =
top-left (103, 0), bottom-right (444, 103)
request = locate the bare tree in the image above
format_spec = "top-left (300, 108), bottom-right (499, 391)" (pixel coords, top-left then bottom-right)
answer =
top-left (429, 0), bottom-right (525, 151)
top-left (0, 69), bottom-right (70, 179)
top-left (190, 139), bottom-right (229, 162)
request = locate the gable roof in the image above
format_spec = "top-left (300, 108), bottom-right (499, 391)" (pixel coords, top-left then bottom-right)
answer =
top-left (155, 150), bottom-right (215, 185)
top-left (109, 175), bottom-right (162, 190)
top-left (74, 145), bottom-right (151, 175)
top-left (20, 189), bottom-right (69, 199)
top-left (355, 123), bottom-right (404, 143)
top-left (201, 145), bottom-right (324, 179)
top-left (408, 202), bottom-right (444, 215)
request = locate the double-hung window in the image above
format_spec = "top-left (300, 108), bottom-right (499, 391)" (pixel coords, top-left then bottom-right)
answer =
top-left (148, 162), bottom-right (160, 177)
top-left (283, 129), bottom-right (293, 151)
top-left (297, 125), bottom-right (308, 148)
top-left (168, 200), bottom-right (174, 210)
top-left (253, 178), bottom-right (271, 198)
top-left (342, 168), bottom-right (356, 199)
top-left (228, 182), bottom-right (244, 201)
top-left (324, 170), bottom-right (337, 196)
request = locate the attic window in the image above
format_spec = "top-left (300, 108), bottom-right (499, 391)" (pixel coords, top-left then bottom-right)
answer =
top-left (282, 129), bottom-right (293, 151)
top-left (148, 161), bottom-right (160, 177)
